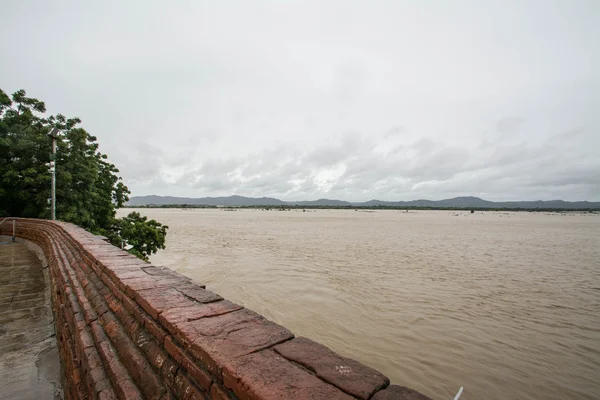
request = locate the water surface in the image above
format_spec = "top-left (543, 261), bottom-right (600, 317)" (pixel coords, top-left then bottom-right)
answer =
top-left (120, 209), bottom-right (600, 400)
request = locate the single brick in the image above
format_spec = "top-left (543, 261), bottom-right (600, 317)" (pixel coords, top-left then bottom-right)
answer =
top-left (140, 266), bottom-right (194, 284)
top-left (144, 313), bottom-right (168, 343)
top-left (135, 330), bottom-right (168, 372)
top-left (121, 293), bottom-right (144, 319)
top-left (160, 357), bottom-right (179, 388)
top-left (159, 390), bottom-right (178, 400)
top-left (173, 370), bottom-right (205, 400)
top-left (72, 368), bottom-right (82, 385)
top-left (123, 276), bottom-right (191, 299)
top-left (159, 301), bottom-right (243, 347)
top-left (136, 364), bottom-right (167, 400)
top-left (97, 388), bottom-right (118, 400)
top-left (178, 284), bottom-right (220, 303)
top-left (105, 266), bottom-right (149, 282)
top-left (164, 336), bottom-right (184, 363)
top-left (77, 329), bottom-right (95, 352)
top-left (223, 349), bottom-right (354, 400)
top-left (186, 309), bottom-right (294, 378)
top-left (112, 375), bottom-right (144, 400)
top-left (274, 337), bottom-right (389, 399)
top-left (121, 294), bottom-right (169, 342)
top-left (102, 274), bottom-right (123, 301)
top-left (210, 383), bottom-right (233, 400)
top-left (180, 351), bottom-right (213, 391)
top-left (135, 286), bottom-right (222, 320)
top-left (110, 298), bottom-right (137, 333)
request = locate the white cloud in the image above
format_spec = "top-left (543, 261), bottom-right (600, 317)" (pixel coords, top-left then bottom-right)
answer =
top-left (1, 0), bottom-right (599, 201)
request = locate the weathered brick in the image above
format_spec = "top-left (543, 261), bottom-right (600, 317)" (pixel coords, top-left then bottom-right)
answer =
top-left (123, 276), bottom-right (190, 299)
top-left (274, 337), bottom-right (389, 399)
top-left (160, 357), bottom-right (179, 388)
top-left (159, 300), bottom-right (243, 343)
top-left (97, 312), bottom-right (165, 399)
top-left (136, 364), bottom-right (167, 400)
top-left (135, 286), bottom-right (222, 320)
top-left (166, 333), bottom-right (213, 391)
top-left (88, 291), bottom-right (109, 318)
top-left (105, 266), bottom-right (149, 282)
top-left (98, 309), bottom-right (119, 330)
top-left (91, 274), bottom-right (107, 293)
top-left (173, 370), bottom-right (205, 400)
top-left (144, 313), bottom-right (168, 343)
top-left (180, 352), bottom-right (212, 392)
top-left (95, 336), bottom-right (143, 400)
top-left (109, 297), bottom-right (137, 333)
top-left (141, 266), bottom-right (195, 284)
top-left (210, 383), bottom-right (233, 400)
top-left (223, 349), bottom-right (353, 400)
top-left (97, 388), bottom-right (118, 400)
top-left (102, 274), bottom-right (123, 301)
top-left (164, 336), bottom-right (184, 363)
top-left (95, 254), bottom-right (144, 269)
top-left (133, 329), bottom-right (168, 372)
top-left (76, 329), bottom-right (95, 353)
top-left (128, 320), bottom-right (142, 337)
top-left (186, 308), bottom-right (293, 378)
top-left (113, 375), bottom-right (145, 400)
top-left (72, 368), bottom-right (82, 385)
top-left (159, 390), bottom-right (178, 400)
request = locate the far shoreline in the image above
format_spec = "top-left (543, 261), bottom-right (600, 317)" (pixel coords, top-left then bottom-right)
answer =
top-left (122, 205), bottom-right (599, 213)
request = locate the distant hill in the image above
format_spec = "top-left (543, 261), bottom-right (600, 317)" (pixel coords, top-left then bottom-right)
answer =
top-left (127, 195), bottom-right (600, 209)
top-left (128, 195), bottom-right (286, 206)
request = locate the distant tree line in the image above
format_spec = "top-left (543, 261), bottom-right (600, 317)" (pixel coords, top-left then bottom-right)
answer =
top-left (124, 204), bottom-right (598, 212)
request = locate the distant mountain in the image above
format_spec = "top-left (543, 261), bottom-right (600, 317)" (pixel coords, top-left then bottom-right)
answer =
top-left (128, 195), bottom-right (285, 206)
top-left (289, 198), bottom-right (353, 207)
top-left (127, 195), bottom-right (600, 209)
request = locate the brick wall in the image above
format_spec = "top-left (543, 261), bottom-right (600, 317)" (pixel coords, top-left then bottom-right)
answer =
top-left (1, 218), bottom-right (432, 400)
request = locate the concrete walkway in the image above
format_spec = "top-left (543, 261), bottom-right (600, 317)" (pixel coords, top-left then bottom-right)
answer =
top-left (0, 236), bottom-right (62, 399)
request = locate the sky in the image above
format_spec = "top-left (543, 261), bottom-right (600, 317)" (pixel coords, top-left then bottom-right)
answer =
top-left (2, 1), bottom-right (599, 201)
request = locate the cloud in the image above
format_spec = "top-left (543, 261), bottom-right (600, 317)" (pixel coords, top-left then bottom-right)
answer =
top-left (496, 117), bottom-right (525, 135)
top-left (1, 1), bottom-right (599, 201)
top-left (129, 126), bottom-right (599, 202)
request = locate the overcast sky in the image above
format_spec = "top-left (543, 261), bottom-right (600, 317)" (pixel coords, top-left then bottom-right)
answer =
top-left (2, 1), bottom-right (599, 201)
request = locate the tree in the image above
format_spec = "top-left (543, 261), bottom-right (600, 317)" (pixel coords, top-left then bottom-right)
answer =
top-left (0, 88), bottom-right (167, 261)
top-left (116, 212), bottom-right (168, 261)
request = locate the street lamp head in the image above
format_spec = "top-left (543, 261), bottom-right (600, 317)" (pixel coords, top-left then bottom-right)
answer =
top-left (48, 128), bottom-right (59, 139)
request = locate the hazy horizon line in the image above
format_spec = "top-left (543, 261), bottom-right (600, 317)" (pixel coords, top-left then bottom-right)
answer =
top-left (129, 193), bottom-right (600, 203)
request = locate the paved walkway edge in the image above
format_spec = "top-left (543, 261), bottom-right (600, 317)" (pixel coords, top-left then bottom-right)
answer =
top-left (0, 235), bottom-right (63, 399)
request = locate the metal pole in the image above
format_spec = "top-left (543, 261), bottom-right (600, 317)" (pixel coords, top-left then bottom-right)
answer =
top-left (49, 128), bottom-right (59, 221)
top-left (12, 220), bottom-right (16, 242)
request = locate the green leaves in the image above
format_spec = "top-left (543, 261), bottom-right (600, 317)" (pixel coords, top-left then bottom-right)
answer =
top-left (114, 212), bottom-right (168, 261)
top-left (0, 88), bottom-right (168, 261)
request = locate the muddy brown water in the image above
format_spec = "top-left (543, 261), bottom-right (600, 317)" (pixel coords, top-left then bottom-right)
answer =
top-left (120, 209), bottom-right (600, 400)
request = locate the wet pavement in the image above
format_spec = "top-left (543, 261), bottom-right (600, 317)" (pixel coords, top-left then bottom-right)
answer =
top-left (0, 236), bottom-right (62, 399)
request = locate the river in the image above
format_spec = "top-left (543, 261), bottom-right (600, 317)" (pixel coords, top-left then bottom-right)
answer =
top-left (119, 208), bottom-right (600, 400)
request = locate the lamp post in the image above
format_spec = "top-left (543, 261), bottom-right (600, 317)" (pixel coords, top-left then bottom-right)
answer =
top-left (48, 128), bottom-right (59, 220)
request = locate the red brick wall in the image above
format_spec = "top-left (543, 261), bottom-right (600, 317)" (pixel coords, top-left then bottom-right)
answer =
top-left (1, 218), bottom-right (432, 400)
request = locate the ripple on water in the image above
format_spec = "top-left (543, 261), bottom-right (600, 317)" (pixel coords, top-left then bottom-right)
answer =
top-left (122, 208), bottom-right (600, 400)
